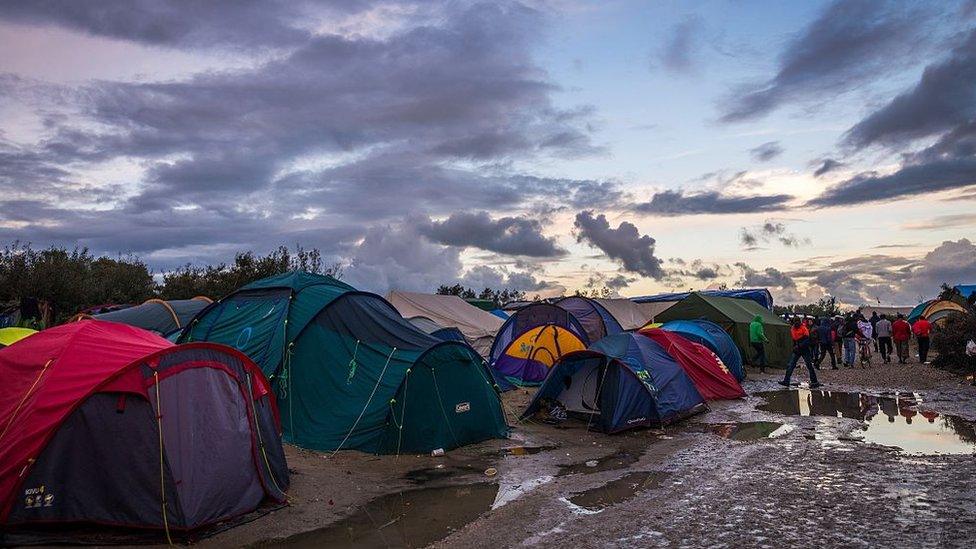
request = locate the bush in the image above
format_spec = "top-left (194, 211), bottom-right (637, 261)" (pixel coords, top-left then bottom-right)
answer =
top-left (931, 312), bottom-right (976, 375)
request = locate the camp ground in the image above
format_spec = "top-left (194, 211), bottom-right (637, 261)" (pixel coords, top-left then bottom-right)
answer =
top-left (387, 291), bottom-right (504, 357)
top-left (655, 292), bottom-right (792, 369)
top-left (0, 321), bottom-right (287, 544)
top-left (181, 272), bottom-right (508, 454)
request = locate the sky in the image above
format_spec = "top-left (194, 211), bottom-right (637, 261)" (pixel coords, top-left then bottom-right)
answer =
top-left (1, 0), bottom-right (975, 307)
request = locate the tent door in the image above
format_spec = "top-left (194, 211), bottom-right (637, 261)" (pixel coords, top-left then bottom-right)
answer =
top-left (556, 358), bottom-right (606, 415)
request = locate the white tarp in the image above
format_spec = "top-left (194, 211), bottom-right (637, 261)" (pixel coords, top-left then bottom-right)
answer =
top-left (592, 298), bottom-right (676, 330)
top-left (386, 291), bottom-right (504, 357)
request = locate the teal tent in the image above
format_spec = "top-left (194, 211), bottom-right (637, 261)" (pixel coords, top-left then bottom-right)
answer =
top-left (180, 272), bottom-right (508, 454)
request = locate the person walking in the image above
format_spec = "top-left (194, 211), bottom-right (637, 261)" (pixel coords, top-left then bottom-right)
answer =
top-left (780, 317), bottom-right (820, 387)
top-left (869, 311), bottom-right (880, 352)
top-left (892, 313), bottom-right (912, 364)
top-left (875, 314), bottom-right (893, 364)
top-left (815, 317), bottom-right (837, 369)
top-left (749, 314), bottom-right (769, 373)
top-left (913, 316), bottom-right (933, 364)
top-left (856, 314), bottom-right (873, 367)
top-left (841, 314), bottom-right (858, 367)
top-left (833, 316), bottom-right (844, 361)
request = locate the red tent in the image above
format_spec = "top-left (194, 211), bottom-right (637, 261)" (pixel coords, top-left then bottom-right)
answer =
top-left (0, 320), bottom-right (288, 542)
top-left (639, 328), bottom-right (745, 400)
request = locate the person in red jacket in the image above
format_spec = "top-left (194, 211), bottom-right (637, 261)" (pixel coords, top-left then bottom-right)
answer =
top-left (912, 316), bottom-right (933, 364)
top-left (891, 314), bottom-right (912, 364)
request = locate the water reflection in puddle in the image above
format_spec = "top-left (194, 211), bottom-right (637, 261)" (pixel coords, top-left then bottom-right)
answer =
top-left (270, 484), bottom-right (498, 548)
top-left (567, 471), bottom-right (670, 512)
top-left (557, 450), bottom-right (639, 476)
top-left (756, 390), bottom-right (976, 455)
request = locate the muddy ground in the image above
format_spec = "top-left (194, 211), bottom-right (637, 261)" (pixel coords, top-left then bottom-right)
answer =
top-left (203, 354), bottom-right (976, 549)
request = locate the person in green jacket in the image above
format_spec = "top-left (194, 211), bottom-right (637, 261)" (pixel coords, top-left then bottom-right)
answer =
top-left (749, 314), bottom-right (770, 373)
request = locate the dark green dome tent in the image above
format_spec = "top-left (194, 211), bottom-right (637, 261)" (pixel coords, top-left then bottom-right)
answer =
top-left (179, 272), bottom-right (508, 454)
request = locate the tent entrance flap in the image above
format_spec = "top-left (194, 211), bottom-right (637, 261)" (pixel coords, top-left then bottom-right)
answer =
top-left (558, 357), bottom-right (605, 414)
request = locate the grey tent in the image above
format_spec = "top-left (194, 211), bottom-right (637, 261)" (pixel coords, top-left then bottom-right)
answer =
top-left (408, 316), bottom-right (468, 343)
top-left (74, 297), bottom-right (212, 336)
top-left (387, 292), bottom-right (503, 357)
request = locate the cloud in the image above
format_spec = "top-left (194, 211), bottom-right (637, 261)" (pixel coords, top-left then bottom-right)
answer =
top-left (735, 263), bottom-right (797, 288)
top-left (417, 211), bottom-right (565, 257)
top-left (902, 213), bottom-right (976, 231)
top-left (0, 2), bottom-right (602, 262)
top-left (658, 15), bottom-right (704, 74)
top-left (459, 264), bottom-right (562, 295)
top-left (813, 158), bottom-right (844, 177)
top-left (739, 220), bottom-right (808, 250)
top-left (0, 0), bottom-right (357, 49)
top-left (843, 29), bottom-right (976, 150)
top-left (573, 211), bottom-right (664, 279)
top-left (632, 190), bottom-right (793, 216)
top-left (807, 158), bottom-right (976, 207)
top-left (749, 141), bottom-right (783, 162)
top-left (719, 0), bottom-right (938, 122)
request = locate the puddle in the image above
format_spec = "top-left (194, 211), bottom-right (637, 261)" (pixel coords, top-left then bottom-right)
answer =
top-left (270, 483), bottom-right (498, 548)
top-left (402, 460), bottom-right (491, 484)
top-left (557, 450), bottom-right (640, 476)
top-left (500, 445), bottom-right (558, 456)
top-left (701, 421), bottom-right (787, 441)
top-left (756, 390), bottom-right (976, 455)
top-left (566, 471), bottom-right (670, 512)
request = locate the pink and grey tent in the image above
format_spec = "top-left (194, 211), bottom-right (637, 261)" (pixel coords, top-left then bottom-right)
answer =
top-left (0, 321), bottom-right (288, 544)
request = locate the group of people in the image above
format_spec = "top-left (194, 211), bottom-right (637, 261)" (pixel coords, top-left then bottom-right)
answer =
top-left (748, 310), bottom-right (934, 387)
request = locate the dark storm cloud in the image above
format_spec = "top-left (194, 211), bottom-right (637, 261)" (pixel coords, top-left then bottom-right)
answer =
top-left (749, 141), bottom-right (783, 162)
top-left (843, 29), bottom-right (976, 150)
top-left (735, 263), bottom-right (797, 288)
top-left (573, 211), bottom-right (664, 279)
top-left (813, 158), bottom-right (844, 177)
top-left (658, 15), bottom-right (704, 73)
top-left (0, 2), bottom-right (602, 268)
top-left (417, 211), bottom-right (565, 257)
top-left (720, 0), bottom-right (936, 122)
top-left (807, 158), bottom-right (976, 207)
top-left (632, 190), bottom-right (793, 216)
top-left (0, 0), bottom-right (358, 49)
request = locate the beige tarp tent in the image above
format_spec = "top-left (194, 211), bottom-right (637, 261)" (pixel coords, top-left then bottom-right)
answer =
top-left (592, 298), bottom-right (655, 331)
top-left (387, 291), bottom-right (503, 357)
top-left (633, 301), bottom-right (677, 327)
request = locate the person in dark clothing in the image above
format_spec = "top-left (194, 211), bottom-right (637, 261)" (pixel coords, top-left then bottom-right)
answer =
top-left (870, 311), bottom-right (880, 352)
top-left (815, 317), bottom-right (837, 369)
top-left (875, 314), bottom-right (893, 364)
top-left (780, 317), bottom-right (820, 387)
top-left (841, 315), bottom-right (858, 367)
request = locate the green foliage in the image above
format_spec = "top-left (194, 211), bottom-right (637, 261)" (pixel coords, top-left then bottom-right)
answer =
top-left (931, 312), bottom-right (976, 375)
top-left (773, 296), bottom-right (840, 318)
top-left (436, 284), bottom-right (526, 308)
top-left (0, 242), bottom-right (155, 323)
top-left (0, 242), bottom-right (338, 323)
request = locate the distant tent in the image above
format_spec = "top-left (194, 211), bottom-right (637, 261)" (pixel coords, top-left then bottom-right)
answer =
top-left (408, 316), bottom-right (468, 343)
top-left (921, 300), bottom-right (969, 327)
top-left (75, 297), bottom-right (212, 336)
top-left (639, 328), bottom-right (745, 400)
top-left (489, 303), bottom-right (591, 387)
top-left (386, 291), bottom-right (503, 357)
top-left (632, 288), bottom-right (774, 311)
top-left (657, 319), bottom-right (744, 381)
top-left (908, 300), bottom-right (933, 323)
top-left (490, 309), bottom-right (509, 320)
top-left (463, 298), bottom-right (496, 311)
top-left (182, 272), bottom-right (507, 454)
top-left (521, 333), bottom-right (707, 433)
top-left (0, 321), bottom-right (287, 543)
top-left (0, 327), bottom-right (36, 348)
top-left (554, 296), bottom-right (624, 342)
top-left (592, 298), bottom-right (656, 331)
top-left (634, 301), bottom-right (678, 325)
top-left (655, 293), bottom-right (790, 370)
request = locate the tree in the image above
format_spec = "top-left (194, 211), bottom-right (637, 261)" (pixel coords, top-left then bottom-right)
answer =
top-left (436, 284), bottom-right (525, 308)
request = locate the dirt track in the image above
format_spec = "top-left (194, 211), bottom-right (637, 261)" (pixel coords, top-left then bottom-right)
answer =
top-left (204, 361), bottom-right (976, 549)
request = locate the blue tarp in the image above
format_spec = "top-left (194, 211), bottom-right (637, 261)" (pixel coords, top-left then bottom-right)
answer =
top-left (490, 309), bottom-right (509, 320)
top-left (631, 288), bottom-right (774, 310)
top-left (955, 285), bottom-right (976, 299)
top-left (660, 319), bottom-right (745, 381)
top-left (521, 333), bottom-right (706, 432)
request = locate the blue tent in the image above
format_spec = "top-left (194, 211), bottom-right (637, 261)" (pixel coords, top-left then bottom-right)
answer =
top-left (660, 319), bottom-right (744, 381)
top-left (955, 285), bottom-right (976, 300)
top-left (632, 288), bottom-right (774, 311)
top-left (521, 333), bottom-right (707, 433)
